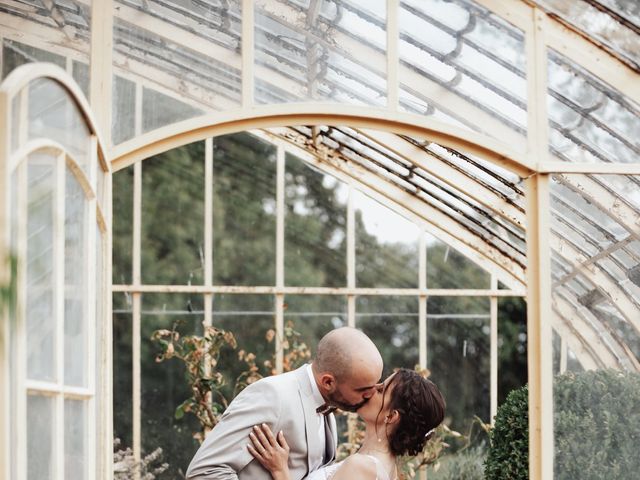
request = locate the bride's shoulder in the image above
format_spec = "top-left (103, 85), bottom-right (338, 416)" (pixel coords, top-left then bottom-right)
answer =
top-left (333, 454), bottom-right (377, 479)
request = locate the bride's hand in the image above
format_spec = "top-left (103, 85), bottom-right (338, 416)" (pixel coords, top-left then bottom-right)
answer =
top-left (248, 423), bottom-right (291, 480)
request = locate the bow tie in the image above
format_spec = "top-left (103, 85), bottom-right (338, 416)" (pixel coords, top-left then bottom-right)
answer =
top-left (316, 403), bottom-right (337, 416)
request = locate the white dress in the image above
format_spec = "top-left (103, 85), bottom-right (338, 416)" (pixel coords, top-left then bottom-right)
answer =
top-left (306, 454), bottom-right (395, 480)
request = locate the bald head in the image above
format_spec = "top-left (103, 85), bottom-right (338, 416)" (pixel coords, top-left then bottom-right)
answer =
top-left (314, 327), bottom-right (383, 381)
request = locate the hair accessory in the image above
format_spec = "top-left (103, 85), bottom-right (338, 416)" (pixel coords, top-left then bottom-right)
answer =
top-left (424, 428), bottom-right (436, 438)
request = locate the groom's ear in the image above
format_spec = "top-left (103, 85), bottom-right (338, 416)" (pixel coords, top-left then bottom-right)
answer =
top-left (319, 373), bottom-right (337, 392)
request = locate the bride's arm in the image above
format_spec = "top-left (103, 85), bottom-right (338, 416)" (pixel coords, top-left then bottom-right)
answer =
top-left (331, 454), bottom-right (377, 480)
top-left (247, 424), bottom-right (291, 480)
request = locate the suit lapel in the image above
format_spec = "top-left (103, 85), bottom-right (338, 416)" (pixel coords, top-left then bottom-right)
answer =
top-left (295, 366), bottom-right (323, 472)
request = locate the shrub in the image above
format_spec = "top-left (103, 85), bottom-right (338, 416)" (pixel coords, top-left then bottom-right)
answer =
top-left (554, 369), bottom-right (640, 479)
top-left (484, 384), bottom-right (529, 480)
top-left (485, 369), bottom-right (640, 480)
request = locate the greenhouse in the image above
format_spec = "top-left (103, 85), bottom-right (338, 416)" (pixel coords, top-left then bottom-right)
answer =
top-left (0, 0), bottom-right (639, 479)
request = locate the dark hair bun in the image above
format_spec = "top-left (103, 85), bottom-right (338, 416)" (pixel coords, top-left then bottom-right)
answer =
top-left (387, 369), bottom-right (446, 456)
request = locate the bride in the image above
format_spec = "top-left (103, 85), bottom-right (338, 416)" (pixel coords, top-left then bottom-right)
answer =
top-left (247, 368), bottom-right (445, 480)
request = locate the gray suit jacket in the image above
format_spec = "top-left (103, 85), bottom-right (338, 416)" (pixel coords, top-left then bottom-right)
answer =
top-left (186, 365), bottom-right (337, 479)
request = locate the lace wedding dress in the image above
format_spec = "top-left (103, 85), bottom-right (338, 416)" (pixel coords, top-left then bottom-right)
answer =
top-left (307, 454), bottom-right (396, 480)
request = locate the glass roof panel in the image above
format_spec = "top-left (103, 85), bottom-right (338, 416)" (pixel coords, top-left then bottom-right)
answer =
top-left (534, 0), bottom-right (640, 68)
top-left (398, 0), bottom-right (527, 144)
top-left (547, 49), bottom-right (640, 164)
top-left (112, 0), bottom-right (242, 142)
top-left (280, 125), bottom-right (526, 270)
top-left (255, 0), bottom-right (387, 106)
top-left (550, 174), bottom-right (640, 371)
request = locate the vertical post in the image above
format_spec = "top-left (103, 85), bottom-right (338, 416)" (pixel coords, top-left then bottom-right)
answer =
top-left (347, 185), bottom-right (356, 328)
top-left (275, 144), bottom-right (285, 373)
top-left (204, 138), bottom-right (213, 331)
top-left (89, 0), bottom-right (113, 148)
top-left (419, 232), bottom-right (427, 480)
top-left (490, 275), bottom-right (498, 425)
top-left (86, 139), bottom-right (98, 480)
top-left (419, 232), bottom-right (427, 368)
top-left (526, 6), bottom-right (553, 480)
top-left (242, 0), bottom-right (254, 109)
top-left (54, 153), bottom-right (66, 480)
top-left (131, 160), bottom-right (142, 477)
top-left (386, 0), bottom-right (399, 111)
top-left (0, 78), bottom-right (10, 480)
top-left (525, 175), bottom-right (554, 480)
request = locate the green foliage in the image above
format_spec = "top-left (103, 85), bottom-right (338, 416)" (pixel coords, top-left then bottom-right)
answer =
top-left (554, 369), bottom-right (640, 480)
top-left (484, 384), bottom-right (529, 480)
top-left (428, 445), bottom-right (487, 480)
top-left (0, 254), bottom-right (18, 318)
top-left (485, 370), bottom-right (640, 480)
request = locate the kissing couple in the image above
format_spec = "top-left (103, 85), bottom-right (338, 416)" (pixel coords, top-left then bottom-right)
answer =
top-left (186, 327), bottom-right (445, 480)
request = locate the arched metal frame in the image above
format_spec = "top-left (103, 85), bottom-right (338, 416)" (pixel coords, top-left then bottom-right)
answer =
top-left (0, 1), bottom-right (638, 479)
top-left (0, 64), bottom-right (112, 480)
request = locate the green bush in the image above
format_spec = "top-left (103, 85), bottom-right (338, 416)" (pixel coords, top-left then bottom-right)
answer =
top-left (485, 370), bottom-right (640, 480)
top-left (554, 369), bottom-right (640, 479)
top-left (484, 384), bottom-right (529, 480)
top-left (428, 445), bottom-right (487, 480)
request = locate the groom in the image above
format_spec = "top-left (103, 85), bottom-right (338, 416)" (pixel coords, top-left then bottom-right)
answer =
top-left (186, 327), bottom-right (384, 479)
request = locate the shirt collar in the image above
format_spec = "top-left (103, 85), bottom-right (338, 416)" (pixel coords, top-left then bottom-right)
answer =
top-left (306, 363), bottom-right (326, 410)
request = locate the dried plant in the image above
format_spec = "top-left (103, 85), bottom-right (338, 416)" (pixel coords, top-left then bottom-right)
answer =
top-left (152, 319), bottom-right (311, 443)
top-left (113, 438), bottom-right (169, 480)
top-left (152, 322), bottom-right (237, 443)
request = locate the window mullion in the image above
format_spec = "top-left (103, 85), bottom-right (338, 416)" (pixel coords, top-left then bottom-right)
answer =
top-left (55, 152), bottom-right (66, 480)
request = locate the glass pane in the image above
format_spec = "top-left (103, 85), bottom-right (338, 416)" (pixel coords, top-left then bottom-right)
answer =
top-left (112, 0), bottom-right (241, 139)
top-left (65, 168), bottom-right (88, 387)
top-left (537, 0), bottom-right (638, 66)
top-left (141, 142), bottom-right (205, 285)
top-left (283, 295), bottom-right (347, 357)
top-left (28, 78), bottom-right (92, 179)
top-left (113, 293), bottom-right (133, 449)
top-left (550, 174), bottom-right (640, 479)
top-left (212, 133), bottom-right (277, 285)
top-left (284, 153), bottom-right (348, 287)
top-left (142, 88), bottom-right (203, 134)
top-left (354, 190), bottom-right (420, 288)
top-left (141, 294), bottom-right (204, 479)
top-left (2, 39), bottom-right (65, 80)
top-left (213, 294), bottom-right (275, 396)
top-left (255, 0), bottom-right (387, 106)
top-left (65, 400), bottom-right (87, 479)
top-left (427, 296), bottom-right (490, 430)
top-left (356, 296), bottom-right (419, 378)
top-left (26, 156), bottom-right (56, 382)
top-left (497, 296), bottom-right (527, 404)
top-left (27, 395), bottom-right (54, 480)
top-left (112, 165), bottom-right (133, 285)
top-left (72, 61), bottom-right (90, 98)
top-left (112, 75), bottom-right (136, 145)
top-left (398, 1), bottom-right (527, 143)
top-left (548, 49), bottom-right (640, 164)
top-left (427, 236), bottom-right (490, 289)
